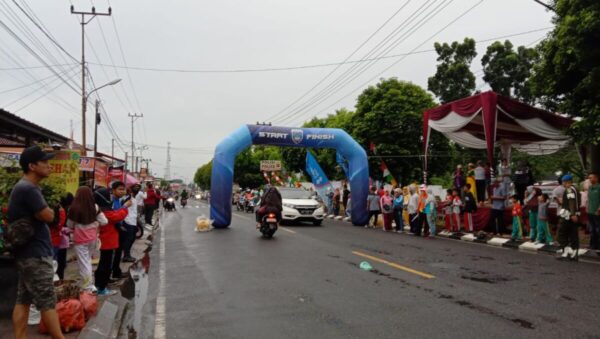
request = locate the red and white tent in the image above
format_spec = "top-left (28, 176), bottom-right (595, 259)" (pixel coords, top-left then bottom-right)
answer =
top-left (422, 91), bottom-right (574, 172)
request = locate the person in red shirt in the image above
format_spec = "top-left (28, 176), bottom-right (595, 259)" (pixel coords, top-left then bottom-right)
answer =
top-left (49, 193), bottom-right (73, 280)
top-left (143, 182), bottom-right (159, 226)
top-left (510, 194), bottom-right (523, 241)
top-left (94, 183), bottom-right (130, 296)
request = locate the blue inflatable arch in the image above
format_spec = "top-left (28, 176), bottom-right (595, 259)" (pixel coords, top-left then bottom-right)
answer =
top-left (210, 124), bottom-right (370, 228)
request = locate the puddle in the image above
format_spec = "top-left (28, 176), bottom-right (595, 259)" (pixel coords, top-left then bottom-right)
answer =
top-left (121, 253), bottom-right (151, 338)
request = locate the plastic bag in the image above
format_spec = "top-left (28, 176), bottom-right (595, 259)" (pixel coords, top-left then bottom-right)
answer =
top-left (39, 299), bottom-right (86, 333)
top-left (359, 261), bottom-right (373, 271)
top-left (79, 291), bottom-right (98, 320)
top-left (195, 215), bottom-right (213, 232)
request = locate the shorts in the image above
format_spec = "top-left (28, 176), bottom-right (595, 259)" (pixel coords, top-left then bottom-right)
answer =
top-left (15, 256), bottom-right (57, 311)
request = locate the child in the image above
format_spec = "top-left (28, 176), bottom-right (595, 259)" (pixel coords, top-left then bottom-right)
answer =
top-left (424, 188), bottom-right (437, 237)
top-left (536, 193), bottom-right (553, 245)
top-left (444, 189), bottom-right (453, 232)
top-left (510, 194), bottom-right (523, 241)
top-left (452, 189), bottom-right (462, 232)
top-left (463, 184), bottom-right (477, 232)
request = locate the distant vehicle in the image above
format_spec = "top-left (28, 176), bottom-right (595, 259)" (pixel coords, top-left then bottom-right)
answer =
top-left (279, 187), bottom-right (325, 226)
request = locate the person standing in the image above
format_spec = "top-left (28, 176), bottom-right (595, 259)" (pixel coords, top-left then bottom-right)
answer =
top-left (443, 189), bottom-right (454, 232)
top-left (49, 193), bottom-right (72, 280)
top-left (424, 188), bottom-right (437, 237)
top-left (588, 172), bottom-right (600, 250)
top-left (407, 185), bottom-right (419, 234)
top-left (417, 186), bottom-right (428, 236)
top-left (143, 182), bottom-right (159, 226)
top-left (380, 190), bottom-right (394, 231)
top-left (8, 145), bottom-right (64, 339)
top-left (366, 187), bottom-right (381, 228)
top-left (536, 193), bottom-right (553, 245)
top-left (474, 161), bottom-right (486, 203)
top-left (510, 195), bottom-right (523, 241)
top-left (557, 175), bottom-right (581, 261)
top-left (94, 184), bottom-right (130, 296)
top-left (453, 165), bottom-right (465, 193)
top-left (514, 161), bottom-right (535, 204)
top-left (332, 188), bottom-right (341, 216)
top-left (392, 188), bottom-right (404, 233)
top-left (110, 182), bottom-right (132, 281)
top-left (121, 184), bottom-right (144, 263)
top-left (451, 189), bottom-right (463, 233)
top-left (498, 158), bottom-right (512, 194)
top-left (342, 184), bottom-right (350, 214)
top-left (489, 178), bottom-right (507, 235)
top-left (68, 186), bottom-right (108, 292)
top-left (463, 184), bottom-right (477, 232)
top-left (525, 187), bottom-right (541, 241)
top-left (345, 193), bottom-right (352, 219)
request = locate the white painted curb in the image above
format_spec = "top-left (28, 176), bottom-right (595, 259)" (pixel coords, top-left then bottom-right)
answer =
top-left (343, 217), bottom-right (351, 222)
top-left (334, 216), bottom-right (343, 220)
top-left (519, 241), bottom-right (546, 252)
top-left (460, 233), bottom-right (477, 242)
top-left (438, 230), bottom-right (452, 237)
top-left (487, 237), bottom-right (510, 246)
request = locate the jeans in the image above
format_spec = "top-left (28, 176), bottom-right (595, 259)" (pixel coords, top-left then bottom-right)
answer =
top-left (393, 208), bottom-right (404, 231)
top-left (426, 213), bottom-right (436, 235)
top-left (589, 214), bottom-right (600, 250)
top-left (409, 213), bottom-right (418, 233)
top-left (490, 209), bottom-right (505, 234)
top-left (95, 249), bottom-right (115, 291)
top-left (112, 227), bottom-right (128, 278)
top-left (122, 222), bottom-right (137, 258)
top-left (144, 205), bottom-right (156, 225)
top-left (53, 247), bottom-right (67, 280)
top-left (529, 211), bottom-right (538, 241)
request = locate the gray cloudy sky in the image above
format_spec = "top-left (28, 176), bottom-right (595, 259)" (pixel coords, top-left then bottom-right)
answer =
top-left (0, 0), bottom-right (554, 182)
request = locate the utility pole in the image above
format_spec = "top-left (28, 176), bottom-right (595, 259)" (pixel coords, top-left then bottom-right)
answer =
top-left (128, 113), bottom-right (143, 173)
top-left (165, 142), bottom-right (171, 180)
top-left (71, 5), bottom-right (111, 155)
top-left (111, 139), bottom-right (114, 163)
top-left (93, 99), bottom-right (100, 157)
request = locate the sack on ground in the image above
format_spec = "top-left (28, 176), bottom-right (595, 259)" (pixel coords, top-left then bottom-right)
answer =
top-left (79, 291), bottom-right (98, 320)
top-left (195, 215), bottom-right (213, 232)
top-left (39, 299), bottom-right (86, 333)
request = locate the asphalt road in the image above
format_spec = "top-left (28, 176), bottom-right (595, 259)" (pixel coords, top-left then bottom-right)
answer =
top-left (139, 199), bottom-right (600, 339)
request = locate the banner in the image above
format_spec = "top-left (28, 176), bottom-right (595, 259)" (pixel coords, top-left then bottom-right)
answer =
top-left (49, 151), bottom-right (80, 195)
top-left (108, 166), bottom-right (125, 183)
top-left (79, 157), bottom-right (95, 172)
top-left (94, 160), bottom-right (108, 188)
top-left (305, 151), bottom-right (333, 199)
top-left (260, 160), bottom-right (282, 171)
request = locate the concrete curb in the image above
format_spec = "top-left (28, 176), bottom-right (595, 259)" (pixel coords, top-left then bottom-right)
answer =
top-left (336, 215), bottom-right (600, 262)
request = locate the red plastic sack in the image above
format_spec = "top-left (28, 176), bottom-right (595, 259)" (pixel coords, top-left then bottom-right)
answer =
top-left (39, 299), bottom-right (86, 333)
top-left (79, 291), bottom-right (98, 320)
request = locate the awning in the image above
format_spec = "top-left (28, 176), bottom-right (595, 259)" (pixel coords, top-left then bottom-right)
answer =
top-left (422, 91), bottom-right (574, 174)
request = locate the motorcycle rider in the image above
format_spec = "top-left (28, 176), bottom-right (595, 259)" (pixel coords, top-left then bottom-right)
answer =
top-left (243, 188), bottom-right (253, 209)
top-left (255, 186), bottom-right (283, 228)
top-left (180, 189), bottom-right (189, 207)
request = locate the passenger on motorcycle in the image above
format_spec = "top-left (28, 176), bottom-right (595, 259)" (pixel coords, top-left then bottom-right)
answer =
top-left (255, 186), bottom-right (283, 227)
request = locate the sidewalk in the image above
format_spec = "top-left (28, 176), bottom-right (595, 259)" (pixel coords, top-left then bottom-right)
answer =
top-left (0, 229), bottom-right (154, 338)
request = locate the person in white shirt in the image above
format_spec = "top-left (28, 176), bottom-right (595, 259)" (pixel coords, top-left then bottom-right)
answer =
top-left (121, 184), bottom-right (145, 262)
top-left (474, 160), bottom-right (487, 203)
top-left (407, 185), bottom-right (419, 234)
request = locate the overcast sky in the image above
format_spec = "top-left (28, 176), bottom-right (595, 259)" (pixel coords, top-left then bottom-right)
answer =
top-left (0, 0), bottom-right (554, 182)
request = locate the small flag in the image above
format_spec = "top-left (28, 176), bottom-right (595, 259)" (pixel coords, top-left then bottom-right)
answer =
top-left (380, 160), bottom-right (398, 187)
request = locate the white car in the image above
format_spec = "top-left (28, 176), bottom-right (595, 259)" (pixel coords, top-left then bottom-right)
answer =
top-left (279, 188), bottom-right (325, 226)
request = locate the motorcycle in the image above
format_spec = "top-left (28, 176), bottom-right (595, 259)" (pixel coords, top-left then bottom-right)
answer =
top-left (237, 196), bottom-right (245, 211)
top-left (246, 199), bottom-right (256, 213)
top-left (259, 212), bottom-right (278, 238)
top-left (164, 197), bottom-right (176, 212)
top-left (181, 197), bottom-right (188, 208)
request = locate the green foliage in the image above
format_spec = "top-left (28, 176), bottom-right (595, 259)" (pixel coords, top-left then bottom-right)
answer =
top-left (353, 78), bottom-right (450, 184)
top-left (511, 146), bottom-right (584, 182)
top-left (531, 0), bottom-right (600, 145)
top-left (481, 40), bottom-right (539, 102)
top-left (193, 161), bottom-right (212, 190)
top-left (427, 38), bottom-right (477, 103)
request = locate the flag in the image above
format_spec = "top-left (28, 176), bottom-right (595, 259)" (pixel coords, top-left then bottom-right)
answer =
top-left (369, 142), bottom-right (377, 155)
top-left (335, 151), bottom-right (349, 177)
top-left (306, 151), bottom-right (333, 199)
top-left (380, 160), bottom-right (398, 187)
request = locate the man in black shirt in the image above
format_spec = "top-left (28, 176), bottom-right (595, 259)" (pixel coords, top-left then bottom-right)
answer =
top-left (8, 146), bottom-right (64, 339)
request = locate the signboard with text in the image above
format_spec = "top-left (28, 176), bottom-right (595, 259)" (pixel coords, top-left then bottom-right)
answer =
top-left (260, 160), bottom-right (282, 171)
top-left (49, 151), bottom-right (80, 195)
top-left (94, 160), bottom-right (109, 188)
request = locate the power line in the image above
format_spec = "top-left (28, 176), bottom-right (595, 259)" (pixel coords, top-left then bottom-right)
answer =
top-left (0, 69), bottom-right (70, 94)
top-left (287, 0), bottom-right (485, 127)
top-left (12, 66), bottom-right (80, 112)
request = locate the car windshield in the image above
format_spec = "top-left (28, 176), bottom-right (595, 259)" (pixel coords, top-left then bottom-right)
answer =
top-left (279, 189), bottom-right (313, 200)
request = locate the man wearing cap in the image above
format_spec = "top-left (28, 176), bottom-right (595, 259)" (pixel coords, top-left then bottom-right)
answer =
top-left (557, 174), bottom-right (581, 261)
top-left (8, 146), bottom-right (64, 338)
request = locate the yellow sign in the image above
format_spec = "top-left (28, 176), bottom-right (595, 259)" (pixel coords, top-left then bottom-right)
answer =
top-left (49, 151), bottom-right (80, 194)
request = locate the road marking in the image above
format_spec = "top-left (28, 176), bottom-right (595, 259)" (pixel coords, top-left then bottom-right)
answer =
top-left (279, 227), bottom-right (296, 234)
top-left (352, 251), bottom-right (435, 279)
top-left (154, 219), bottom-right (167, 338)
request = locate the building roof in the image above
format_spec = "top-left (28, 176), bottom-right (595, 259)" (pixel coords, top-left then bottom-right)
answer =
top-left (0, 109), bottom-right (69, 147)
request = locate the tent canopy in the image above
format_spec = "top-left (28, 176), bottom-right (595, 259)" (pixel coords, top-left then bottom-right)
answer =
top-left (423, 91), bottom-right (574, 172)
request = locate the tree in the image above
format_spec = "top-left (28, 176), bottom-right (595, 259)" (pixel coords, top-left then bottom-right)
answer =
top-left (531, 0), bottom-right (600, 171)
top-left (353, 78), bottom-right (450, 184)
top-left (193, 161), bottom-right (212, 190)
top-left (427, 38), bottom-right (477, 103)
top-left (481, 40), bottom-right (539, 102)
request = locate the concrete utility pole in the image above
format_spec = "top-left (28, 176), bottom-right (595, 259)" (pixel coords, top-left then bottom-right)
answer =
top-left (165, 142), bottom-right (171, 180)
top-left (128, 113), bottom-right (143, 173)
top-left (93, 100), bottom-right (100, 157)
top-left (71, 5), bottom-right (111, 155)
top-left (111, 139), bottom-right (115, 163)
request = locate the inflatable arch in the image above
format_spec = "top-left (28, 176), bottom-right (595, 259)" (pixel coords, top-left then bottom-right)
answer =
top-left (210, 124), bottom-right (370, 228)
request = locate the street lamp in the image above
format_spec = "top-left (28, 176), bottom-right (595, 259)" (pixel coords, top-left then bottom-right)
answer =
top-left (81, 78), bottom-right (121, 156)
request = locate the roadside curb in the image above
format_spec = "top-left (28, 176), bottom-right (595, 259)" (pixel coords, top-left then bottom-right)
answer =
top-left (338, 217), bottom-right (600, 263)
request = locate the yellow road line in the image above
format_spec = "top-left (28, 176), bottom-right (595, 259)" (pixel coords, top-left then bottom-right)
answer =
top-left (352, 251), bottom-right (435, 279)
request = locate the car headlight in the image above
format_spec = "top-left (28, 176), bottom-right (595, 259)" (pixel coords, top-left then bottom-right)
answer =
top-left (283, 203), bottom-right (296, 209)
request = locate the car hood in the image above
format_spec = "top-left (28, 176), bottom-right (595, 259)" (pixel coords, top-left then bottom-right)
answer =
top-left (282, 198), bottom-right (320, 207)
